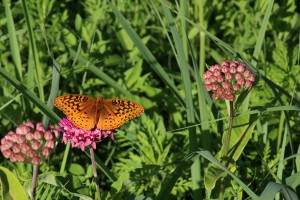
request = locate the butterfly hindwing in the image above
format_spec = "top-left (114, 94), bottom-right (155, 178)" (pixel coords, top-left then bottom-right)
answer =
top-left (96, 99), bottom-right (144, 130)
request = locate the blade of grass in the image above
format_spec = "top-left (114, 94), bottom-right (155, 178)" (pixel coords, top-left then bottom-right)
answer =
top-left (251, 0), bottom-right (274, 67)
top-left (3, 0), bottom-right (22, 82)
top-left (260, 182), bottom-right (299, 200)
top-left (21, 0), bottom-right (44, 101)
top-left (0, 67), bottom-right (60, 124)
top-left (42, 57), bottom-right (61, 127)
top-left (68, 48), bottom-right (133, 97)
top-left (109, 1), bottom-right (186, 108)
top-left (162, 1), bottom-right (200, 198)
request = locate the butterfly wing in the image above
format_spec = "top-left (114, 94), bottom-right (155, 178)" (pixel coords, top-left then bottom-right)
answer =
top-left (97, 98), bottom-right (144, 130)
top-left (54, 94), bottom-right (97, 130)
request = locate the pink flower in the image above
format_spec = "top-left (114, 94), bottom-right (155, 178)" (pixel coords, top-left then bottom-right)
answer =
top-left (204, 60), bottom-right (255, 101)
top-left (0, 122), bottom-right (61, 165)
top-left (58, 118), bottom-right (115, 151)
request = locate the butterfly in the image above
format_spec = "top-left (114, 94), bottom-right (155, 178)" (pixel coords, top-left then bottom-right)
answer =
top-left (53, 94), bottom-right (144, 130)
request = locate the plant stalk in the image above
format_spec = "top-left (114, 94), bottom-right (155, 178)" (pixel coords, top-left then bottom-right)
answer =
top-left (90, 147), bottom-right (101, 200)
top-left (31, 165), bottom-right (38, 200)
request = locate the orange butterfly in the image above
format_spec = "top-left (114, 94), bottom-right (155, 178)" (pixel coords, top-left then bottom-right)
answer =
top-left (53, 94), bottom-right (144, 130)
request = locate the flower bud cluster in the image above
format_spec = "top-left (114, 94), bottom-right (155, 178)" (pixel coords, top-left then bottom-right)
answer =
top-left (204, 60), bottom-right (255, 101)
top-left (0, 122), bottom-right (61, 165)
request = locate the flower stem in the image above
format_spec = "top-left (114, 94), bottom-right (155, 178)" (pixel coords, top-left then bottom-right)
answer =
top-left (90, 147), bottom-right (101, 200)
top-left (223, 101), bottom-right (234, 162)
top-left (31, 165), bottom-right (38, 200)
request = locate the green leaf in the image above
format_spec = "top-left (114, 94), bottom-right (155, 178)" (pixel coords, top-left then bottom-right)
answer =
top-left (39, 172), bottom-right (92, 199)
top-left (286, 172), bottom-right (300, 190)
top-left (259, 182), bottom-right (299, 200)
top-left (204, 114), bottom-right (258, 190)
top-left (0, 166), bottom-right (28, 200)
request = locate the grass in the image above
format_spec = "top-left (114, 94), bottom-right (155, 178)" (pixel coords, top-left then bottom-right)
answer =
top-left (0, 0), bottom-right (299, 199)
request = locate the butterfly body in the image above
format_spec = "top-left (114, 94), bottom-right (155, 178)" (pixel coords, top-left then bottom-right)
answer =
top-left (54, 94), bottom-right (144, 130)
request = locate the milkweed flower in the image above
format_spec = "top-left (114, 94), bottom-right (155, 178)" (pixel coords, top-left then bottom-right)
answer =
top-left (204, 60), bottom-right (255, 101)
top-left (58, 117), bottom-right (115, 151)
top-left (0, 122), bottom-right (61, 165)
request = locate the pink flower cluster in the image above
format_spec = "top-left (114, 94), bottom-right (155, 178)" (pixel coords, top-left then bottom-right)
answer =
top-left (58, 118), bottom-right (115, 151)
top-left (204, 60), bottom-right (255, 101)
top-left (0, 122), bottom-right (60, 165)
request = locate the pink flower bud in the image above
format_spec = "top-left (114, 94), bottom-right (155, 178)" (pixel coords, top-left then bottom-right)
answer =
top-left (209, 76), bottom-right (217, 83)
top-left (27, 149), bottom-right (35, 158)
top-left (216, 75), bottom-right (224, 82)
top-left (225, 72), bottom-right (232, 80)
top-left (11, 134), bottom-right (19, 143)
top-left (221, 60), bottom-right (230, 67)
top-left (25, 121), bottom-right (35, 129)
top-left (2, 150), bottom-right (11, 158)
top-left (10, 153), bottom-right (19, 162)
top-left (235, 73), bottom-right (243, 80)
top-left (15, 135), bottom-right (25, 144)
top-left (212, 93), bottom-right (219, 100)
top-left (244, 69), bottom-right (251, 77)
top-left (36, 123), bottom-right (46, 132)
top-left (229, 66), bottom-right (237, 73)
top-left (233, 84), bottom-right (241, 91)
top-left (31, 156), bottom-right (41, 165)
top-left (213, 69), bottom-right (221, 76)
top-left (217, 87), bottom-right (224, 94)
top-left (245, 80), bottom-right (253, 88)
top-left (222, 81), bottom-right (230, 89)
top-left (20, 143), bottom-right (31, 153)
top-left (225, 88), bottom-right (233, 94)
top-left (26, 132), bottom-right (34, 141)
top-left (17, 154), bottom-right (26, 162)
top-left (230, 61), bottom-right (238, 67)
top-left (16, 125), bottom-right (30, 135)
top-left (33, 130), bottom-right (43, 140)
top-left (42, 147), bottom-right (52, 157)
top-left (237, 64), bottom-right (245, 72)
top-left (44, 130), bottom-right (53, 140)
top-left (46, 140), bottom-right (55, 149)
top-left (210, 64), bottom-right (221, 71)
top-left (221, 65), bottom-right (229, 73)
top-left (248, 75), bottom-right (255, 82)
top-left (237, 78), bottom-right (245, 85)
top-left (0, 139), bottom-right (13, 151)
top-left (205, 84), bottom-right (212, 91)
top-left (31, 141), bottom-right (41, 150)
top-left (52, 129), bottom-right (61, 139)
top-left (212, 83), bottom-right (220, 90)
top-left (220, 93), bottom-right (227, 100)
top-left (204, 70), bottom-right (213, 79)
top-left (205, 79), bottom-right (211, 84)
top-left (228, 94), bottom-right (235, 101)
top-left (12, 144), bottom-right (21, 153)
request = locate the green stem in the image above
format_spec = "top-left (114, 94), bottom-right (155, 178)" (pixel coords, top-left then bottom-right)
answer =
top-left (90, 147), bottom-right (101, 200)
top-left (60, 142), bottom-right (71, 173)
top-left (31, 165), bottom-right (38, 200)
top-left (223, 101), bottom-right (234, 160)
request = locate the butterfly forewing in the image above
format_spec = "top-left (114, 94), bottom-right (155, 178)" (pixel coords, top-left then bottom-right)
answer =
top-left (96, 99), bottom-right (144, 130)
top-left (54, 94), bottom-right (98, 130)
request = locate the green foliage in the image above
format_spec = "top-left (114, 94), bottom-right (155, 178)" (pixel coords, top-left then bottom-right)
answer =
top-left (0, 0), bottom-right (300, 199)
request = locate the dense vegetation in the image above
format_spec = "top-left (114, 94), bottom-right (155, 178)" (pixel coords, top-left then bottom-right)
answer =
top-left (0, 0), bottom-right (300, 199)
